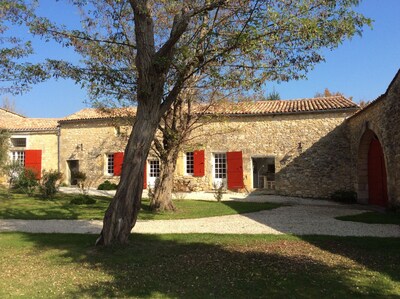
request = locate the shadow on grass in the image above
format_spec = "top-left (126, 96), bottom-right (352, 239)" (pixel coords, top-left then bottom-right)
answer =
top-left (300, 235), bottom-right (400, 284)
top-left (3, 233), bottom-right (398, 298)
top-left (0, 193), bottom-right (111, 220)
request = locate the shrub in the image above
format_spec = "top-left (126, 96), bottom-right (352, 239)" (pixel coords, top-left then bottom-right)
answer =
top-left (97, 180), bottom-right (118, 190)
top-left (331, 190), bottom-right (357, 204)
top-left (14, 168), bottom-right (39, 196)
top-left (39, 170), bottom-right (63, 199)
top-left (213, 182), bottom-right (225, 202)
top-left (72, 171), bottom-right (88, 194)
top-left (70, 194), bottom-right (97, 205)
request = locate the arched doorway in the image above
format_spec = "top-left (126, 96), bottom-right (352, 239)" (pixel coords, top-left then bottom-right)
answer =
top-left (357, 129), bottom-right (388, 207)
top-left (368, 138), bottom-right (388, 206)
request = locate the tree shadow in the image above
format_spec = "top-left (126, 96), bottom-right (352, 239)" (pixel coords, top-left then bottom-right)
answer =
top-left (0, 191), bottom-right (112, 220)
top-left (5, 233), bottom-right (399, 298)
top-left (300, 235), bottom-right (400, 284)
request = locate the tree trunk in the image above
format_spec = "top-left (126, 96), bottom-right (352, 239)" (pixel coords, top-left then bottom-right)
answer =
top-left (96, 101), bottom-right (161, 246)
top-left (150, 150), bottom-right (179, 212)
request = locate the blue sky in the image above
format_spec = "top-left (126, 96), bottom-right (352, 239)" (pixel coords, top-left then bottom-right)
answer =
top-left (4, 0), bottom-right (400, 118)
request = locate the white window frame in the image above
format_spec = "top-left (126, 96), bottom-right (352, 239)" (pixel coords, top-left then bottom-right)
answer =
top-left (213, 152), bottom-right (227, 188)
top-left (10, 135), bottom-right (29, 148)
top-left (106, 154), bottom-right (114, 176)
top-left (184, 151), bottom-right (194, 176)
top-left (149, 159), bottom-right (160, 178)
top-left (11, 151), bottom-right (25, 166)
top-left (10, 137), bottom-right (27, 148)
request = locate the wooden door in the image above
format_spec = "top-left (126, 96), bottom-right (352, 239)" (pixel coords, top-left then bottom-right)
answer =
top-left (368, 139), bottom-right (388, 206)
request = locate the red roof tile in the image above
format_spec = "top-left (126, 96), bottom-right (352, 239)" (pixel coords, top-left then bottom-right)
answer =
top-left (205, 96), bottom-right (358, 115)
top-left (61, 107), bottom-right (137, 122)
top-left (0, 108), bottom-right (59, 131)
top-left (0, 118), bottom-right (60, 131)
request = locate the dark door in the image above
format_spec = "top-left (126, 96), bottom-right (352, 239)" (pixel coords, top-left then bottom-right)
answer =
top-left (368, 139), bottom-right (388, 206)
top-left (67, 160), bottom-right (80, 186)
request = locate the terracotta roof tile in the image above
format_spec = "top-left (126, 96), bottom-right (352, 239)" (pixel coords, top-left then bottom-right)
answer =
top-left (0, 108), bottom-right (59, 131)
top-left (205, 96), bottom-right (358, 115)
top-left (61, 107), bottom-right (137, 122)
top-left (0, 118), bottom-right (59, 131)
top-left (0, 96), bottom-right (358, 131)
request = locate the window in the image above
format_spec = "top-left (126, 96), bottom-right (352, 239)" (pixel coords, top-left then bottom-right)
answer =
top-left (107, 154), bottom-right (114, 175)
top-left (11, 138), bottom-right (26, 147)
top-left (149, 160), bottom-right (160, 178)
top-left (214, 153), bottom-right (226, 179)
top-left (185, 152), bottom-right (194, 175)
top-left (12, 151), bottom-right (25, 165)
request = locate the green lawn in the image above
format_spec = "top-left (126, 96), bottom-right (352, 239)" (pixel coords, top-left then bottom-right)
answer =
top-left (0, 189), bottom-right (281, 220)
top-left (336, 211), bottom-right (400, 225)
top-left (0, 233), bottom-right (399, 298)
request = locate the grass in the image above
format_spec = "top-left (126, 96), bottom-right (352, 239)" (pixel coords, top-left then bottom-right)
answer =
top-left (0, 188), bottom-right (282, 220)
top-left (0, 233), bottom-right (399, 298)
top-left (336, 211), bottom-right (400, 225)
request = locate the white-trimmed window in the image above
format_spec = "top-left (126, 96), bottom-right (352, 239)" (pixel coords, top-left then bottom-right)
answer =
top-left (185, 152), bottom-right (194, 175)
top-left (107, 154), bottom-right (114, 175)
top-left (149, 160), bottom-right (160, 178)
top-left (11, 138), bottom-right (26, 148)
top-left (12, 151), bottom-right (25, 165)
top-left (214, 153), bottom-right (226, 179)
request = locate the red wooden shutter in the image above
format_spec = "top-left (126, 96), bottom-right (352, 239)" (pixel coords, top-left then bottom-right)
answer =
top-left (113, 152), bottom-right (124, 176)
top-left (143, 163), bottom-right (147, 189)
top-left (227, 151), bottom-right (244, 189)
top-left (193, 150), bottom-right (205, 177)
top-left (24, 150), bottom-right (42, 179)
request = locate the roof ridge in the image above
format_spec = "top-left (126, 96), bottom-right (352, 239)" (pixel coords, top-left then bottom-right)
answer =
top-left (0, 108), bottom-right (26, 118)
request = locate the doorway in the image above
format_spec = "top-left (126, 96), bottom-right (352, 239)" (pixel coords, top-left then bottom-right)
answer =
top-left (67, 160), bottom-right (79, 186)
top-left (252, 157), bottom-right (275, 189)
top-left (368, 138), bottom-right (388, 206)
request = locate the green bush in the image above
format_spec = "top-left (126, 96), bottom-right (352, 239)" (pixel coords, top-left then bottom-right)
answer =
top-left (70, 195), bottom-right (97, 205)
top-left (97, 180), bottom-right (118, 190)
top-left (39, 170), bottom-right (63, 199)
top-left (14, 168), bottom-right (39, 197)
top-left (331, 190), bottom-right (357, 204)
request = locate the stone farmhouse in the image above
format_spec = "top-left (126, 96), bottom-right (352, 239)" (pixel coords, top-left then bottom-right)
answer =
top-left (1, 70), bottom-right (399, 209)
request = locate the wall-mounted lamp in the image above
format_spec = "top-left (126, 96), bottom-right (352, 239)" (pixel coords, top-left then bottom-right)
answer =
top-left (76, 143), bottom-right (83, 151)
top-left (297, 142), bottom-right (302, 154)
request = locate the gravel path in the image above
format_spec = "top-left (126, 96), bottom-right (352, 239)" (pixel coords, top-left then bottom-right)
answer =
top-left (1, 197), bottom-right (399, 237)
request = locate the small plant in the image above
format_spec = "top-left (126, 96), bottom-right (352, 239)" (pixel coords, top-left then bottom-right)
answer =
top-left (72, 171), bottom-right (88, 194)
top-left (213, 182), bottom-right (225, 202)
top-left (39, 170), bottom-right (63, 199)
top-left (330, 190), bottom-right (357, 204)
top-left (173, 190), bottom-right (187, 201)
top-left (3, 162), bottom-right (23, 197)
top-left (70, 194), bottom-right (97, 205)
top-left (14, 168), bottom-right (39, 197)
top-left (97, 180), bottom-right (118, 190)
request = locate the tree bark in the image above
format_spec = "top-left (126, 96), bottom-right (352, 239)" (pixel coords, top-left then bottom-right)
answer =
top-left (96, 100), bottom-right (162, 246)
top-left (150, 150), bottom-right (179, 212)
top-left (96, 0), bottom-right (191, 246)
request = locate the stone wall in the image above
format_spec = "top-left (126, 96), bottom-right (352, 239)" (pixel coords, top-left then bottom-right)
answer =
top-left (59, 110), bottom-right (355, 199)
top-left (0, 131), bottom-right (59, 184)
top-left (347, 70), bottom-right (400, 207)
top-left (27, 131), bottom-right (59, 172)
top-left (59, 120), bottom-right (130, 186)
top-left (175, 111), bottom-right (355, 198)
top-left (9, 131), bottom-right (58, 171)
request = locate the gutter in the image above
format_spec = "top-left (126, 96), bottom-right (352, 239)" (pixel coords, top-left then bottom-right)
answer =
top-left (57, 125), bottom-right (61, 173)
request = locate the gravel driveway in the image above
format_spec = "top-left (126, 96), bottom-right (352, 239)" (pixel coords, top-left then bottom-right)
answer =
top-left (1, 194), bottom-right (399, 237)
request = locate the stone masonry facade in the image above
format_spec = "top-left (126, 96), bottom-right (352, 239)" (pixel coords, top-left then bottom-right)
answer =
top-left (175, 112), bottom-right (354, 198)
top-left (1, 70), bottom-right (399, 207)
top-left (347, 70), bottom-right (400, 208)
